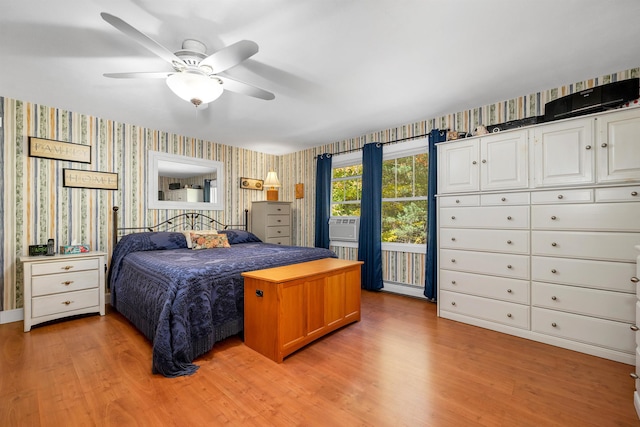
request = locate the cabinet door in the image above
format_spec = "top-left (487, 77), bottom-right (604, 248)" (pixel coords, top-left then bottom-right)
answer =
top-left (533, 117), bottom-right (595, 186)
top-left (597, 108), bottom-right (640, 183)
top-left (437, 140), bottom-right (479, 193)
top-left (480, 130), bottom-right (528, 190)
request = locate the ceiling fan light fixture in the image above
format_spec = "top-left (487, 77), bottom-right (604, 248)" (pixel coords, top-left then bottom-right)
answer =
top-left (166, 70), bottom-right (223, 106)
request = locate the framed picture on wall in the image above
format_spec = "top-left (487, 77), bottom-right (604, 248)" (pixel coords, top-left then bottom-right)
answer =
top-left (240, 177), bottom-right (263, 191)
top-left (63, 169), bottom-right (118, 190)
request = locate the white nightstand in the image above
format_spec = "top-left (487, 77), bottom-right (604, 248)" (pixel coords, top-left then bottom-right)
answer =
top-left (21, 251), bottom-right (106, 332)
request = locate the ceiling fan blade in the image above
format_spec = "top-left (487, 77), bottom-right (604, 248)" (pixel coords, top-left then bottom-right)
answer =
top-left (104, 72), bottom-right (172, 79)
top-left (199, 40), bottom-right (259, 74)
top-left (101, 12), bottom-right (186, 69)
top-left (218, 76), bottom-right (275, 100)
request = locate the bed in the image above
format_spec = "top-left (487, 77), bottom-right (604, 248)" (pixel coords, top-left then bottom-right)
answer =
top-left (108, 207), bottom-right (336, 377)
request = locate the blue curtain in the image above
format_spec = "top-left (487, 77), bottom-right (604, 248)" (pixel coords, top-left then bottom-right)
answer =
top-left (424, 129), bottom-right (446, 300)
top-left (314, 153), bottom-right (332, 248)
top-left (358, 143), bottom-right (383, 291)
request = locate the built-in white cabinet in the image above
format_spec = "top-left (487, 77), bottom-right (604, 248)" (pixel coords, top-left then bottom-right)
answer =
top-left (437, 106), bottom-right (640, 367)
top-left (438, 130), bottom-right (528, 193)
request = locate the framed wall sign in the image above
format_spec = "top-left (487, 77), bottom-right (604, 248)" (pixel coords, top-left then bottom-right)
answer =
top-left (29, 137), bottom-right (91, 164)
top-left (240, 177), bottom-right (263, 191)
top-left (63, 169), bottom-right (118, 190)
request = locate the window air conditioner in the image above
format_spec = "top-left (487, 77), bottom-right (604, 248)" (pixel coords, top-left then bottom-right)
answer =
top-left (329, 217), bottom-right (360, 242)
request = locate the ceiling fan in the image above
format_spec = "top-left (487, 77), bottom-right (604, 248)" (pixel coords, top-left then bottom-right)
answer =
top-left (101, 12), bottom-right (275, 107)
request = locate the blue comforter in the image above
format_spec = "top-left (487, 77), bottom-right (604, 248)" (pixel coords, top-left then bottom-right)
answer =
top-left (108, 231), bottom-right (336, 377)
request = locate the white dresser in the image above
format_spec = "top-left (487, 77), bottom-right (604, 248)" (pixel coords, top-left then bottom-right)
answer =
top-left (633, 245), bottom-right (640, 419)
top-left (21, 251), bottom-right (106, 332)
top-left (250, 201), bottom-right (292, 245)
top-left (437, 106), bottom-right (640, 366)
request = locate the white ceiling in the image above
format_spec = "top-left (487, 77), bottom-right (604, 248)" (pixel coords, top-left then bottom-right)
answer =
top-left (1, 0), bottom-right (639, 155)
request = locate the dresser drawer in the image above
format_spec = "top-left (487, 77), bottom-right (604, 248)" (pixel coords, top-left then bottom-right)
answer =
top-left (480, 192), bottom-right (530, 206)
top-left (31, 288), bottom-right (100, 318)
top-left (266, 226), bottom-right (290, 238)
top-left (266, 204), bottom-right (291, 215)
top-left (532, 282), bottom-right (635, 322)
top-left (32, 269), bottom-right (100, 297)
top-left (440, 270), bottom-right (529, 304)
top-left (30, 258), bottom-right (100, 276)
top-left (532, 307), bottom-right (635, 353)
top-left (439, 195), bottom-right (480, 207)
top-left (531, 203), bottom-right (640, 231)
top-left (266, 215), bottom-right (290, 227)
top-left (440, 228), bottom-right (529, 254)
top-left (530, 189), bottom-right (594, 204)
top-left (531, 231), bottom-right (640, 262)
top-left (595, 186), bottom-right (640, 203)
top-left (440, 290), bottom-right (530, 329)
top-left (266, 236), bottom-right (290, 245)
top-left (440, 249), bottom-right (529, 279)
top-left (532, 256), bottom-right (636, 293)
top-left (440, 206), bottom-right (529, 229)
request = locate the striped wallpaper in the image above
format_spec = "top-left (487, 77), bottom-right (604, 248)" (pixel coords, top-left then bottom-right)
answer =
top-left (1, 66), bottom-right (638, 311)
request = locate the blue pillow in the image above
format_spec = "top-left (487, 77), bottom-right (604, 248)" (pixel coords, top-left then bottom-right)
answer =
top-left (218, 229), bottom-right (262, 244)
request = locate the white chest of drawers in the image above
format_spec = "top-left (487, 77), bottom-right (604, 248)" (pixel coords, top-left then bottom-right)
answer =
top-left (21, 251), bottom-right (106, 331)
top-left (250, 201), bottom-right (292, 245)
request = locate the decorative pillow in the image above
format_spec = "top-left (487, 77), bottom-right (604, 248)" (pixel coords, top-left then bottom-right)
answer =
top-left (218, 229), bottom-right (262, 244)
top-left (190, 232), bottom-right (230, 250)
top-left (182, 229), bottom-right (217, 248)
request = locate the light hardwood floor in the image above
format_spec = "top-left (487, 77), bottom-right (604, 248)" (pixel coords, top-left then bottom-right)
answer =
top-left (1, 291), bottom-right (638, 426)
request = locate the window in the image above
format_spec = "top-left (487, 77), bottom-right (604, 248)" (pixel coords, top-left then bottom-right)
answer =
top-left (330, 138), bottom-right (428, 245)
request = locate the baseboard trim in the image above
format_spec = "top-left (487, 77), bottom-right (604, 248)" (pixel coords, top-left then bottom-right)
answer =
top-left (0, 308), bottom-right (24, 325)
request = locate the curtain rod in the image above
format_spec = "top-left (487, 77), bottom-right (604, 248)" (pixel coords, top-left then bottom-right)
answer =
top-left (314, 132), bottom-right (430, 159)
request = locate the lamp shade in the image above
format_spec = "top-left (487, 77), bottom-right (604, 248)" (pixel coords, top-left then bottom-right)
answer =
top-left (264, 171), bottom-right (281, 188)
top-left (166, 71), bottom-right (223, 106)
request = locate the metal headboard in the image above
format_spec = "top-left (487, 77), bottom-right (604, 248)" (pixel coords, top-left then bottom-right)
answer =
top-left (112, 206), bottom-right (249, 245)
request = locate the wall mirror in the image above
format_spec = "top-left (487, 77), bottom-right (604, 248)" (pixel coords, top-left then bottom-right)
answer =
top-left (147, 151), bottom-right (225, 211)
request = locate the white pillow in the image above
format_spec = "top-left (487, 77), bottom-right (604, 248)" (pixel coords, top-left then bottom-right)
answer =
top-left (181, 229), bottom-right (217, 248)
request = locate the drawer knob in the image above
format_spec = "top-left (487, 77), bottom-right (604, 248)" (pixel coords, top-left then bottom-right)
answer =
top-left (62, 281), bottom-right (73, 286)
top-left (631, 191), bottom-right (638, 197)
top-left (631, 373), bottom-right (639, 380)
top-left (501, 197), bottom-right (506, 202)
top-left (277, 231), bottom-right (281, 234)
top-left (472, 161), bottom-right (477, 165)
top-left (631, 277), bottom-right (639, 283)
top-left (551, 322), bottom-right (557, 327)
top-left (551, 296), bottom-right (557, 301)
top-left (507, 216), bottom-right (512, 220)
top-left (482, 159), bottom-right (487, 164)
top-left (451, 216), bottom-right (456, 220)
top-left (551, 242), bottom-right (557, 247)
top-left (455, 199), bottom-right (460, 203)
top-left (631, 325), bottom-right (639, 331)
top-left (506, 240), bottom-right (512, 244)
top-left (507, 289), bottom-right (512, 293)
top-left (62, 300), bottom-right (73, 306)
top-left (507, 313), bottom-right (512, 318)
top-left (551, 269), bottom-right (557, 274)
top-left (451, 259), bottom-right (456, 263)
top-left (585, 145), bottom-right (592, 150)
top-left (507, 265), bottom-right (512, 269)
top-left (601, 143), bottom-right (608, 148)
top-left (557, 194), bottom-right (564, 199)
top-left (451, 237), bottom-right (456, 241)
top-left (451, 301), bottom-right (456, 306)
top-left (62, 265), bottom-right (74, 270)
top-left (451, 280), bottom-right (456, 285)
top-left (551, 215), bottom-right (557, 220)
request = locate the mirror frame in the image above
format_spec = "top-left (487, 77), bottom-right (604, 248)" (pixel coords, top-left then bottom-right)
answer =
top-left (147, 151), bottom-right (225, 211)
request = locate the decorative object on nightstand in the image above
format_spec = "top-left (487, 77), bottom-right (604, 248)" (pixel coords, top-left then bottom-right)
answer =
top-left (264, 170), bottom-right (281, 201)
top-left (20, 251), bottom-right (107, 332)
top-left (251, 201), bottom-right (291, 245)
